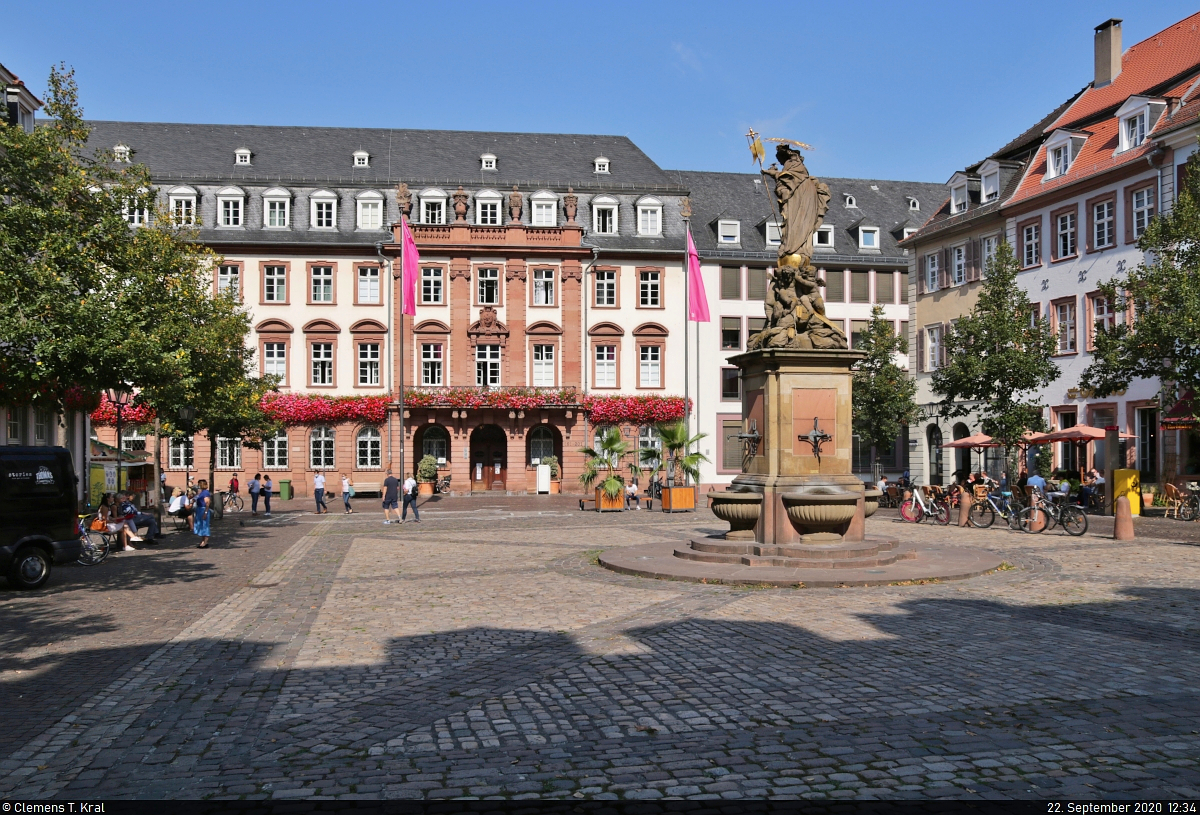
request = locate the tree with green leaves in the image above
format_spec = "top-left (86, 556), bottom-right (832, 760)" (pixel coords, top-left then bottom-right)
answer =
top-left (852, 305), bottom-right (917, 470)
top-left (579, 427), bottom-right (630, 499)
top-left (0, 66), bottom-right (221, 410)
top-left (643, 421), bottom-right (708, 485)
top-left (931, 241), bottom-right (1059, 449)
top-left (1082, 145), bottom-right (1200, 412)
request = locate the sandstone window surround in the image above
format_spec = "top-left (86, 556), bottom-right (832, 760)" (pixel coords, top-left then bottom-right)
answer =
top-left (256, 319), bottom-right (293, 388)
top-left (421, 342), bottom-right (444, 386)
top-left (217, 437), bottom-right (241, 470)
top-left (589, 323), bottom-right (623, 389)
top-left (305, 319), bottom-right (341, 388)
top-left (720, 267), bottom-right (742, 300)
top-left (476, 344), bottom-right (502, 387)
top-left (308, 262), bottom-right (336, 305)
top-left (1125, 181), bottom-right (1157, 243)
top-left (634, 322), bottom-right (668, 390)
top-left (526, 321), bottom-right (562, 388)
top-left (593, 267), bottom-right (619, 308)
top-left (591, 195), bottom-right (619, 234)
top-left (356, 265), bottom-right (382, 305)
top-left (1085, 290), bottom-right (1118, 351)
top-left (263, 430), bottom-right (289, 469)
top-left (636, 196), bottom-right (662, 236)
top-left (1050, 296), bottom-right (1078, 355)
top-left (1087, 192), bottom-right (1117, 252)
top-left (260, 261), bottom-right (290, 305)
top-left (169, 436), bottom-right (194, 470)
top-left (356, 190), bottom-right (385, 230)
top-left (168, 186), bottom-right (197, 226)
top-left (475, 189), bottom-right (502, 226)
top-left (531, 190), bottom-right (558, 227)
top-left (310, 426), bottom-right (335, 470)
top-left (261, 188), bottom-right (291, 229)
top-left (476, 267), bottom-right (501, 306)
top-left (421, 266), bottom-right (446, 305)
top-left (217, 186), bottom-right (245, 228)
top-left (721, 317), bottom-right (742, 351)
top-left (1052, 205), bottom-right (1079, 261)
top-left (216, 262), bottom-right (242, 301)
top-left (419, 188), bottom-right (448, 225)
top-left (532, 268), bottom-right (556, 307)
top-left (637, 267), bottom-right (664, 309)
top-left (415, 320), bottom-right (450, 386)
top-left (310, 190), bottom-right (338, 230)
top-left (721, 367), bottom-right (740, 401)
top-left (357, 427), bottom-right (382, 469)
top-left (1019, 218), bottom-right (1042, 268)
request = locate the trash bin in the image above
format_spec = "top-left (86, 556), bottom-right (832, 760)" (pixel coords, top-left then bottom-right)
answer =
top-left (1113, 468), bottom-right (1141, 516)
top-left (279, 479), bottom-right (292, 501)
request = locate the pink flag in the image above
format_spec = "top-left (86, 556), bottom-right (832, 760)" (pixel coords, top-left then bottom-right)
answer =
top-left (686, 226), bottom-right (711, 322)
top-left (400, 216), bottom-right (420, 316)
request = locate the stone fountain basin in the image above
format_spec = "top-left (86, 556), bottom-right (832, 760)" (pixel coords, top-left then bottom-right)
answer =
top-left (707, 492), bottom-right (763, 539)
top-left (780, 491), bottom-right (859, 530)
top-left (863, 489), bottom-right (882, 519)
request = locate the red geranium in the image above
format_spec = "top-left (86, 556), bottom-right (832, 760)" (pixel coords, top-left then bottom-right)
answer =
top-left (261, 393), bottom-right (390, 426)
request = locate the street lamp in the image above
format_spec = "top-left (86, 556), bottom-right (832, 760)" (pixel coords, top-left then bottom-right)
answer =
top-left (106, 385), bottom-right (132, 493)
top-left (179, 406), bottom-right (196, 487)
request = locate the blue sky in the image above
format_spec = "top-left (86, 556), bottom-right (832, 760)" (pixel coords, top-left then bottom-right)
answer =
top-left (7, 1), bottom-right (1199, 182)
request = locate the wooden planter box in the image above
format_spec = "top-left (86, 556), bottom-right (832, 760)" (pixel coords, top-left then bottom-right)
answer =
top-left (595, 487), bottom-right (625, 512)
top-left (418, 481), bottom-right (434, 496)
top-left (662, 486), bottom-right (696, 513)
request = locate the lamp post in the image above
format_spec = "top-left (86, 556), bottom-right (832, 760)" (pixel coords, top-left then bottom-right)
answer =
top-left (106, 385), bottom-right (132, 494)
top-left (179, 406), bottom-right (196, 488)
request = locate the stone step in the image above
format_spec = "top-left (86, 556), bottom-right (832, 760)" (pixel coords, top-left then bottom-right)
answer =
top-left (673, 544), bottom-right (916, 569)
top-left (690, 538), bottom-right (899, 560)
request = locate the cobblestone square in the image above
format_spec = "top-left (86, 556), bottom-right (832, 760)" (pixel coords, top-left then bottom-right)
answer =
top-left (2, 497), bottom-right (1199, 800)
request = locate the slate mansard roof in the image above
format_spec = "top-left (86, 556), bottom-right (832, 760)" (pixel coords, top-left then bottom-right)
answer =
top-left (83, 121), bottom-right (682, 191)
top-left (672, 169), bottom-right (946, 266)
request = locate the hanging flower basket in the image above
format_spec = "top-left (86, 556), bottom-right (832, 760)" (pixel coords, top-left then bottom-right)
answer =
top-left (90, 394), bottom-right (158, 426)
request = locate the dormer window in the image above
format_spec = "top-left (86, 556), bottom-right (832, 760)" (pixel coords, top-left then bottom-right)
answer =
top-left (718, 220), bottom-right (740, 244)
top-left (907, 197), bottom-right (920, 211)
top-left (1043, 129), bottom-right (1087, 180)
top-left (594, 157), bottom-right (610, 174)
top-left (234, 148), bottom-right (252, 166)
top-left (531, 190), bottom-right (558, 227)
top-left (859, 227), bottom-right (879, 250)
top-left (951, 185), bottom-right (968, 214)
top-left (419, 188), bottom-right (448, 225)
top-left (480, 153), bottom-right (497, 171)
top-left (216, 186), bottom-right (245, 228)
top-left (765, 220), bottom-right (781, 246)
top-left (981, 171), bottom-right (1000, 202)
top-left (353, 150), bottom-right (370, 168)
top-left (814, 226), bottom-right (834, 249)
top-left (475, 189), bottom-right (502, 225)
top-left (310, 190), bottom-right (338, 230)
top-left (1050, 145), bottom-right (1071, 177)
top-left (263, 188), bottom-right (291, 228)
top-left (844, 194), bottom-right (857, 208)
top-left (1124, 113), bottom-right (1147, 149)
top-left (903, 228), bottom-right (918, 240)
top-left (113, 144), bottom-right (130, 163)
top-left (591, 195), bottom-right (618, 233)
top-left (1115, 97), bottom-right (1166, 153)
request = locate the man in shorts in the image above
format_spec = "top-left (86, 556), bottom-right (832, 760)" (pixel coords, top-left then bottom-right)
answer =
top-left (382, 469), bottom-right (400, 524)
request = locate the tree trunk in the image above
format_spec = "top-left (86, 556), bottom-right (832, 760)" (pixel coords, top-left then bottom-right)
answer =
top-left (208, 433), bottom-right (217, 499)
top-left (152, 417), bottom-right (162, 524)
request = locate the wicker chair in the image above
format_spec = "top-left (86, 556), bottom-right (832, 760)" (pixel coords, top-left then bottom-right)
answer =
top-left (1163, 482), bottom-right (1184, 519)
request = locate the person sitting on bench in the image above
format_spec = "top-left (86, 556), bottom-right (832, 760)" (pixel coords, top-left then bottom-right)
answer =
top-left (625, 480), bottom-right (641, 510)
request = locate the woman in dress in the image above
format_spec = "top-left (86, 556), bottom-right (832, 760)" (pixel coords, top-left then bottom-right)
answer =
top-left (193, 479), bottom-right (212, 549)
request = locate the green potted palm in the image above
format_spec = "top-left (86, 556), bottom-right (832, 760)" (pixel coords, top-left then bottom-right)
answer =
top-left (645, 422), bottom-right (709, 512)
top-left (416, 454), bottom-right (439, 496)
top-left (578, 427), bottom-right (629, 511)
top-left (541, 455), bottom-right (561, 494)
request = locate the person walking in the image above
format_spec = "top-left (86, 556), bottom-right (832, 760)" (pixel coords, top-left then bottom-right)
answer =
top-left (193, 479), bottom-right (212, 548)
top-left (249, 473), bottom-right (261, 515)
top-left (381, 469), bottom-right (399, 524)
top-left (261, 475), bottom-right (273, 517)
top-left (313, 471), bottom-right (328, 515)
top-left (228, 473), bottom-right (240, 496)
top-left (341, 472), bottom-right (353, 514)
top-left (401, 472), bottom-right (421, 524)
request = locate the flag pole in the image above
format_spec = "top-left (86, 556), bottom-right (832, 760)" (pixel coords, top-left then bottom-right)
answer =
top-left (398, 217), bottom-right (406, 481)
top-left (683, 215), bottom-right (691, 475)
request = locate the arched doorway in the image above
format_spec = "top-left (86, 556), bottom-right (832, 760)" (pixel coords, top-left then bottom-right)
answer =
top-left (526, 425), bottom-right (561, 468)
top-left (952, 423), bottom-right (971, 482)
top-left (470, 424), bottom-right (507, 491)
top-left (927, 425), bottom-right (944, 486)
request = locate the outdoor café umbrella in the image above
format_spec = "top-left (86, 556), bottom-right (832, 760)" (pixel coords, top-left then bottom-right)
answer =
top-left (940, 432), bottom-right (1001, 475)
top-left (1032, 424), bottom-right (1136, 479)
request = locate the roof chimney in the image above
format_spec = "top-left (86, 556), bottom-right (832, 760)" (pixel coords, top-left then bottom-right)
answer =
top-left (1094, 18), bottom-right (1123, 88)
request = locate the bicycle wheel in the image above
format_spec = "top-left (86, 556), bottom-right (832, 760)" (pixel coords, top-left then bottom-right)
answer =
top-left (77, 531), bottom-right (111, 565)
top-left (932, 502), bottom-right (950, 525)
top-left (969, 502), bottom-right (996, 529)
top-left (1060, 506), bottom-right (1088, 536)
top-left (1018, 506), bottom-right (1048, 534)
top-left (228, 494), bottom-right (244, 512)
top-left (899, 498), bottom-right (923, 523)
top-left (1180, 497), bottom-right (1198, 522)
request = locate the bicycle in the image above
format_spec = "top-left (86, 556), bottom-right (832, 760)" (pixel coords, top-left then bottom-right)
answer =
top-left (76, 514), bottom-right (113, 566)
top-left (1019, 493), bottom-right (1088, 536)
top-left (899, 483), bottom-right (950, 525)
top-left (1178, 482), bottom-right (1200, 521)
top-left (968, 489), bottom-right (1023, 530)
top-left (222, 491), bottom-right (244, 512)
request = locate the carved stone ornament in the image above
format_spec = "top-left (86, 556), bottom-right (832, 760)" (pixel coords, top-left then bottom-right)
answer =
top-left (505, 263), bottom-right (527, 282)
top-left (453, 186), bottom-right (469, 222)
top-left (467, 306), bottom-right (510, 347)
top-left (563, 187), bottom-right (578, 224)
top-left (680, 196), bottom-right (693, 219)
top-left (395, 182), bottom-right (412, 217)
top-left (509, 185), bottom-right (523, 223)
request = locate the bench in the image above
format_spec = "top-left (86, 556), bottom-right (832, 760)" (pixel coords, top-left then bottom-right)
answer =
top-left (353, 481), bottom-right (382, 497)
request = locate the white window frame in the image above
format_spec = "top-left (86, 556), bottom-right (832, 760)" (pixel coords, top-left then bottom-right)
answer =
top-left (168, 436), bottom-right (194, 469)
top-left (844, 194), bottom-right (857, 208)
top-left (310, 265), bottom-right (334, 303)
top-left (925, 253), bottom-right (939, 292)
top-left (233, 148), bottom-right (251, 166)
top-left (476, 344), bottom-right (501, 387)
top-left (594, 157), bottom-right (610, 174)
top-left (531, 192), bottom-right (558, 227)
top-left (532, 344), bottom-right (555, 387)
top-left (423, 427), bottom-right (450, 463)
top-left (637, 197), bottom-right (662, 236)
top-left (595, 270), bottom-right (616, 306)
top-left (594, 345), bottom-right (616, 387)
top-left (951, 185), bottom-right (968, 213)
top-left (951, 245), bottom-right (966, 285)
top-left (1057, 301), bottom-right (1077, 352)
top-left (859, 227), bottom-right (880, 250)
top-left (1023, 223), bottom-right (1041, 267)
top-left (33, 409), bottom-right (51, 445)
top-left (310, 427), bottom-right (335, 469)
top-left (311, 342), bottom-right (333, 385)
top-left (420, 190), bottom-right (448, 225)
top-left (169, 191), bottom-right (196, 226)
top-left (263, 342), bottom-right (286, 379)
top-left (533, 268), bottom-right (555, 306)
top-left (263, 265), bottom-right (287, 303)
top-left (475, 190), bottom-right (502, 226)
top-left (356, 191), bottom-right (384, 230)
top-left (926, 326), bottom-right (941, 371)
top-left (980, 235), bottom-right (998, 275)
top-left (639, 270), bottom-right (661, 307)
top-left (421, 267), bottom-right (444, 304)
top-left (1132, 188), bottom-right (1155, 239)
top-left (353, 150), bottom-right (370, 168)
top-left (765, 220), bottom-right (781, 246)
top-left (1093, 295), bottom-right (1115, 333)
top-left (356, 428), bottom-right (382, 469)
top-left (814, 226), bottom-right (834, 249)
top-left (421, 343), bottom-right (443, 386)
top-left (216, 187), bottom-right (244, 228)
top-left (1122, 113), bottom-right (1147, 152)
top-left (1056, 211), bottom-right (1077, 258)
top-left (1094, 201), bottom-right (1115, 249)
top-left (903, 228), bottom-right (918, 240)
top-left (217, 437), bottom-right (241, 469)
top-left (718, 220), bottom-right (741, 244)
top-left (357, 343), bottom-right (380, 386)
top-left (310, 191), bottom-right (338, 230)
top-left (357, 265), bottom-right (380, 304)
top-left (263, 430), bottom-right (288, 469)
top-left (592, 196), bottom-right (618, 234)
top-left (263, 189), bottom-right (291, 229)
top-left (639, 345), bottom-right (661, 388)
top-left (477, 267), bottom-right (500, 305)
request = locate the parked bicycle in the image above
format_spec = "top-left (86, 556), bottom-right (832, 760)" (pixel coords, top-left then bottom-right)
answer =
top-left (76, 514), bottom-right (113, 566)
top-left (968, 489), bottom-right (1023, 530)
top-left (222, 491), bottom-right (244, 512)
top-left (899, 483), bottom-right (950, 525)
top-left (1179, 481), bottom-right (1200, 521)
top-left (1019, 493), bottom-right (1088, 536)
top-left (434, 473), bottom-right (453, 494)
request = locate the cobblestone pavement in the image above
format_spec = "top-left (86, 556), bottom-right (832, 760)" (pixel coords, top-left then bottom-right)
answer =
top-left (2, 496), bottom-right (1199, 800)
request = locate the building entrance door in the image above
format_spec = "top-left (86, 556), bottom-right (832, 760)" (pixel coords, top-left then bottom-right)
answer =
top-left (470, 424), bottom-right (507, 491)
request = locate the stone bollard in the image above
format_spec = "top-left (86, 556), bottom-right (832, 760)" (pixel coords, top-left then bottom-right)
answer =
top-left (958, 491), bottom-right (972, 527)
top-left (1114, 495), bottom-right (1135, 540)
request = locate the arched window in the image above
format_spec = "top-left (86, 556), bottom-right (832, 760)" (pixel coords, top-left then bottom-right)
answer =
top-left (638, 425), bottom-right (661, 470)
top-left (422, 426), bottom-right (450, 463)
top-left (529, 426), bottom-right (555, 464)
top-left (263, 429), bottom-right (288, 468)
top-left (311, 426), bottom-right (335, 469)
top-left (357, 427), bottom-right (382, 469)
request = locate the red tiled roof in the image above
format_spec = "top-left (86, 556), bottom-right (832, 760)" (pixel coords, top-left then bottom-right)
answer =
top-left (1051, 11), bottom-right (1200, 130)
top-left (1007, 117), bottom-right (1157, 207)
